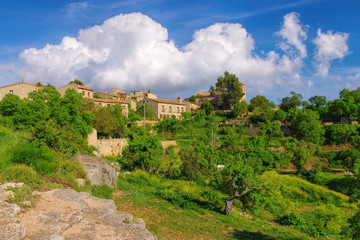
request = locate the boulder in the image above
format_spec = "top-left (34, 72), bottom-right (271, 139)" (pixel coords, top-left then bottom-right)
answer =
top-left (19, 189), bottom-right (157, 240)
top-left (77, 155), bottom-right (120, 188)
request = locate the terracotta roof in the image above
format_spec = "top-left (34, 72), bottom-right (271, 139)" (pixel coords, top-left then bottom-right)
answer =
top-left (90, 98), bottom-right (127, 104)
top-left (76, 84), bottom-right (93, 91)
top-left (193, 91), bottom-right (211, 97)
top-left (144, 98), bottom-right (185, 106)
top-left (0, 82), bottom-right (43, 89)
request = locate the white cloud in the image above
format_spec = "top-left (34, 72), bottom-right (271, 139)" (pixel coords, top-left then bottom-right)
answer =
top-left (313, 29), bottom-right (349, 77)
top-left (275, 12), bottom-right (308, 58)
top-left (65, 2), bottom-right (88, 17)
top-left (19, 12), bottom-right (306, 96)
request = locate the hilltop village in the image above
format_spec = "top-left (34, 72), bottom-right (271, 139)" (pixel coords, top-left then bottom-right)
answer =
top-left (0, 80), bottom-right (246, 120)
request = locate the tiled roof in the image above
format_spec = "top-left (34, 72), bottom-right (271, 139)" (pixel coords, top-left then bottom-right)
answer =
top-left (76, 84), bottom-right (93, 91)
top-left (90, 98), bottom-right (127, 104)
top-left (0, 82), bottom-right (43, 89)
top-left (145, 98), bottom-right (185, 106)
top-left (193, 91), bottom-right (211, 97)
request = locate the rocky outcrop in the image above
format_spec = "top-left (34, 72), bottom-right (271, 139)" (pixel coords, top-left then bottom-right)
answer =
top-left (78, 155), bottom-right (120, 188)
top-left (0, 184), bottom-right (156, 240)
top-left (0, 183), bottom-right (27, 240)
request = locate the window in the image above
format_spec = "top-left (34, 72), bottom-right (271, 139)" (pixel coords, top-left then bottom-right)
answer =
top-left (169, 106), bottom-right (172, 113)
top-left (161, 105), bottom-right (165, 112)
top-left (9, 90), bottom-right (13, 94)
top-left (82, 91), bottom-right (85, 96)
top-left (88, 92), bottom-right (90, 97)
top-left (177, 107), bottom-right (180, 113)
top-left (181, 107), bottom-right (184, 112)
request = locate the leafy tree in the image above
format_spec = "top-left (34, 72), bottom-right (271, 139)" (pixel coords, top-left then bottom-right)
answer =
top-left (222, 157), bottom-right (264, 215)
top-left (0, 94), bottom-right (23, 116)
top-left (231, 101), bottom-right (247, 117)
top-left (154, 116), bottom-right (184, 139)
top-left (308, 95), bottom-right (327, 109)
top-left (136, 103), bottom-right (154, 119)
top-left (201, 100), bottom-right (214, 115)
top-left (290, 109), bottom-right (325, 144)
top-left (249, 95), bottom-right (271, 112)
top-left (280, 91), bottom-right (303, 112)
top-left (69, 79), bottom-right (84, 85)
top-left (189, 95), bottom-right (196, 103)
top-left (324, 124), bottom-right (359, 145)
top-left (348, 210), bottom-right (360, 239)
top-left (259, 121), bottom-right (284, 138)
top-left (122, 135), bottom-right (163, 172)
top-left (210, 71), bottom-right (244, 110)
top-left (274, 109), bottom-right (286, 122)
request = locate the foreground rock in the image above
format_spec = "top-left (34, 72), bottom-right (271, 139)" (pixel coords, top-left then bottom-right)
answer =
top-left (0, 184), bottom-right (156, 240)
top-left (78, 155), bottom-right (120, 188)
top-left (20, 189), bottom-right (156, 240)
top-left (0, 184), bottom-right (27, 240)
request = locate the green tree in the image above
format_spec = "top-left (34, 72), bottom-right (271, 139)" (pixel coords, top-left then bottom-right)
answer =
top-left (274, 109), bottom-right (287, 122)
top-left (69, 79), bottom-right (84, 85)
top-left (280, 91), bottom-right (303, 112)
top-left (154, 116), bottom-right (184, 139)
top-left (136, 103), bottom-right (154, 119)
top-left (231, 101), bottom-right (248, 117)
top-left (249, 95), bottom-right (271, 112)
top-left (210, 71), bottom-right (244, 110)
top-left (290, 109), bottom-right (325, 144)
top-left (189, 95), bottom-right (196, 103)
top-left (201, 100), bottom-right (214, 115)
top-left (0, 94), bottom-right (23, 116)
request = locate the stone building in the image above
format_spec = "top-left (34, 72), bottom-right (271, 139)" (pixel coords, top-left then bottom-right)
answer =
top-left (130, 91), bottom-right (157, 102)
top-left (91, 98), bottom-right (129, 117)
top-left (59, 83), bottom-right (94, 98)
top-left (140, 98), bottom-right (186, 119)
top-left (96, 89), bottom-right (136, 110)
top-left (186, 82), bottom-right (246, 109)
top-left (0, 82), bottom-right (43, 101)
top-left (176, 97), bottom-right (200, 113)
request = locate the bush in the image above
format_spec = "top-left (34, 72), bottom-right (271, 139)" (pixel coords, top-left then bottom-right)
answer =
top-left (90, 184), bottom-right (114, 199)
top-left (0, 165), bottom-right (44, 187)
top-left (9, 142), bottom-right (58, 175)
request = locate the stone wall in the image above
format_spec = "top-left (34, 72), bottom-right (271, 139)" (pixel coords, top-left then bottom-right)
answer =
top-left (88, 129), bottom-right (128, 156)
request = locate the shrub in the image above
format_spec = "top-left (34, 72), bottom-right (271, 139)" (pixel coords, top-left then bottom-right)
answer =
top-left (0, 164), bottom-right (44, 187)
top-left (9, 142), bottom-right (58, 174)
top-left (90, 184), bottom-right (114, 199)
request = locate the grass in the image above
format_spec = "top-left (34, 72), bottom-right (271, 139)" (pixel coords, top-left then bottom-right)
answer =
top-left (114, 178), bottom-right (313, 240)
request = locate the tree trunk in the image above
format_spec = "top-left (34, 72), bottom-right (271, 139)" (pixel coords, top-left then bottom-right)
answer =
top-left (224, 198), bottom-right (236, 215)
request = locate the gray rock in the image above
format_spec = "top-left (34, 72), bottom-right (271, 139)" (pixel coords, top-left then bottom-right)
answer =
top-left (78, 155), bottom-right (119, 188)
top-left (19, 189), bottom-right (156, 240)
top-left (0, 223), bottom-right (26, 240)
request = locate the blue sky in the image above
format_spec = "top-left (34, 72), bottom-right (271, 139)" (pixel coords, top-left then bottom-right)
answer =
top-left (0, 0), bottom-right (359, 103)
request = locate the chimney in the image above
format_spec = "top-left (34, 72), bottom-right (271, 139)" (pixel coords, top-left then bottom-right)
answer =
top-left (177, 96), bottom-right (183, 103)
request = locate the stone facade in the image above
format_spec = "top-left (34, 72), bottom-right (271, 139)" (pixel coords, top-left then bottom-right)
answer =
top-left (140, 98), bottom-right (186, 119)
top-left (91, 98), bottom-right (129, 117)
top-left (59, 83), bottom-right (94, 98)
top-left (176, 97), bottom-right (200, 113)
top-left (130, 91), bottom-right (157, 102)
top-left (186, 82), bottom-right (246, 109)
top-left (88, 129), bottom-right (129, 156)
top-left (0, 82), bottom-right (43, 101)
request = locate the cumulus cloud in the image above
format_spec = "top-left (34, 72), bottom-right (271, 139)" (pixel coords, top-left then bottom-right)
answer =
top-left (313, 29), bottom-right (350, 77)
top-left (276, 12), bottom-right (308, 59)
top-left (20, 12), bottom-right (307, 96)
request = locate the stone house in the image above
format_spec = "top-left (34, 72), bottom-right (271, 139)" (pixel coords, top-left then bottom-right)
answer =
top-left (176, 97), bottom-right (200, 113)
top-left (130, 91), bottom-right (157, 102)
top-left (186, 82), bottom-right (246, 109)
top-left (140, 98), bottom-right (186, 119)
top-left (90, 98), bottom-right (129, 117)
top-left (59, 83), bottom-right (94, 98)
top-left (0, 82), bottom-right (43, 101)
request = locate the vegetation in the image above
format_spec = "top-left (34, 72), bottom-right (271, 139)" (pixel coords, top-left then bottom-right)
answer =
top-left (1, 76), bottom-right (360, 239)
